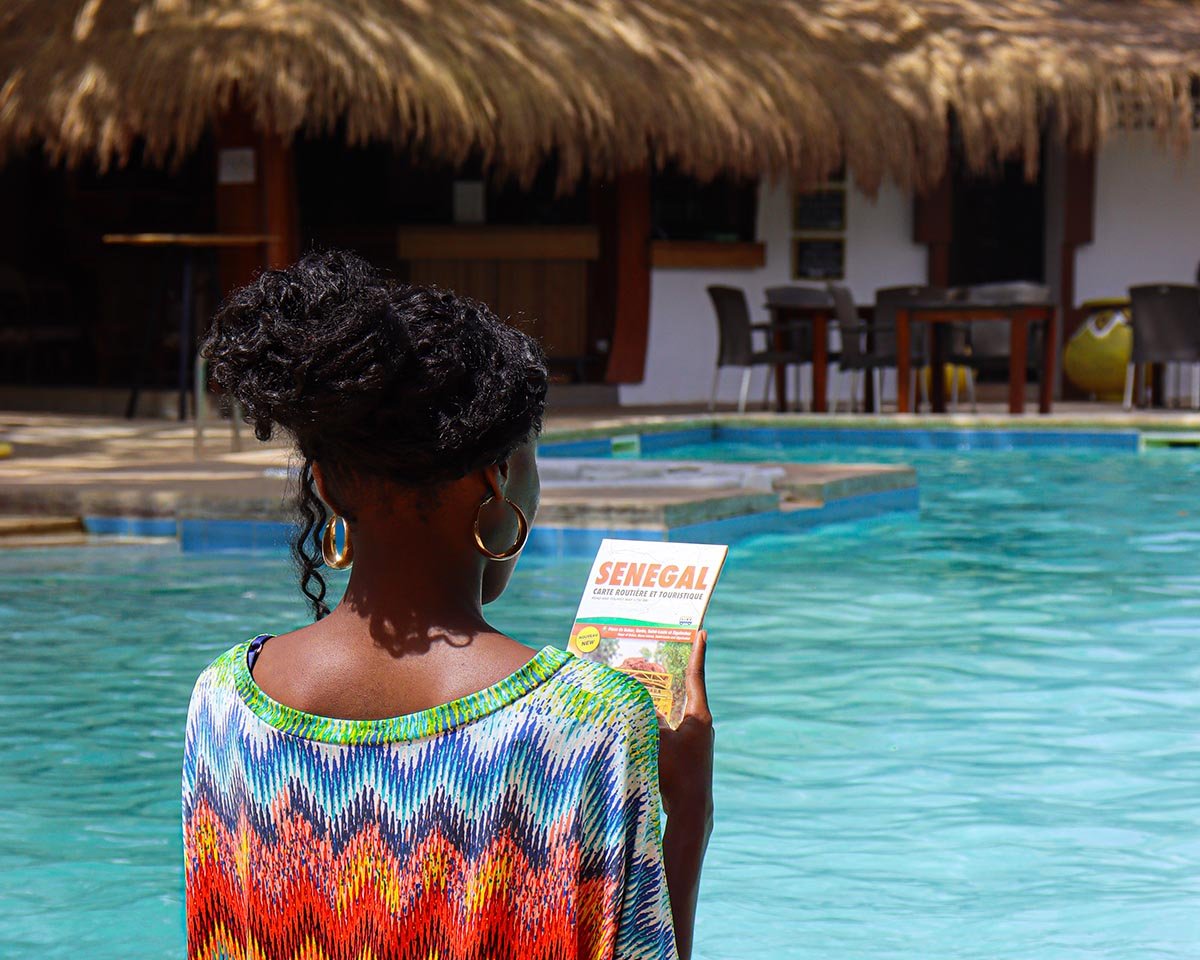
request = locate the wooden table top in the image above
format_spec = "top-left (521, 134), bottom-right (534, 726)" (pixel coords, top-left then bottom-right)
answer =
top-left (763, 303), bottom-right (874, 320)
top-left (102, 233), bottom-right (277, 248)
top-left (900, 302), bottom-right (1056, 317)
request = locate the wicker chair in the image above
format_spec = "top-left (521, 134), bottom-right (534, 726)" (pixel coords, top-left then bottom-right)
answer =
top-left (707, 285), bottom-right (805, 412)
top-left (1124, 284), bottom-right (1200, 410)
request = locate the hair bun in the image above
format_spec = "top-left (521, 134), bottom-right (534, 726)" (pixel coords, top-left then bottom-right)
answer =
top-left (203, 251), bottom-right (406, 441)
top-left (203, 248), bottom-right (548, 618)
top-left (202, 249), bottom-right (547, 481)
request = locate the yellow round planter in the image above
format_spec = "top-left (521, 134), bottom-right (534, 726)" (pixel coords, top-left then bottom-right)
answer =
top-left (0, 442), bottom-right (11, 459)
top-left (1063, 298), bottom-right (1132, 401)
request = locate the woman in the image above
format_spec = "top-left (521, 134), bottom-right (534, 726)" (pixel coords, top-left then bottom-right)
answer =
top-left (183, 250), bottom-right (713, 960)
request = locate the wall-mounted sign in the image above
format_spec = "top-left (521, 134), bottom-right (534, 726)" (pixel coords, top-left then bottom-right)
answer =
top-left (217, 147), bottom-right (256, 185)
top-left (792, 238), bottom-right (845, 280)
top-left (792, 179), bottom-right (847, 280)
top-left (453, 180), bottom-right (486, 223)
top-left (792, 189), bottom-right (846, 232)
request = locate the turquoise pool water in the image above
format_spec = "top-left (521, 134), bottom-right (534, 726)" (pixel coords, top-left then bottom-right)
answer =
top-left (3, 444), bottom-right (1200, 958)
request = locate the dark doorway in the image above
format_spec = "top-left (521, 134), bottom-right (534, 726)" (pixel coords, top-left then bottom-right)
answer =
top-left (0, 144), bottom-right (215, 390)
top-left (949, 155), bottom-right (1045, 287)
top-left (296, 137), bottom-right (607, 382)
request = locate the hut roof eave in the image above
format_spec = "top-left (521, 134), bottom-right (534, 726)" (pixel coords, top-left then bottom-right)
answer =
top-left (2, 0), bottom-right (1200, 190)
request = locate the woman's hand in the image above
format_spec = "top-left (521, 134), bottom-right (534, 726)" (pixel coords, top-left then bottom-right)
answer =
top-left (658, 630), bottom-right (715, 823)
top-left (658, 630), bottom-right (714, 960)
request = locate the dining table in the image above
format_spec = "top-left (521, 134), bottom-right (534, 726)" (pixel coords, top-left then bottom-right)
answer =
top-left (762, 301), bottom-right (876, 413)
top-left (894, 302), bottom-right (1058, 414)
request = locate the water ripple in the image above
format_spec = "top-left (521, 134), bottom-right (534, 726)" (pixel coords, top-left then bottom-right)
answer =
top-left (2, 447), bottom-right (1200, 957)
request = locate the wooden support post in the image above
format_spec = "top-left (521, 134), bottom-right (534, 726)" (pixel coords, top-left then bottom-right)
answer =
top-left (215, 110), bottom-right (261, 293)
top-left (604, 170), bottom-right (652, 384)
top-left (260, 133), bottom-right (300, 269)
top-left (914, 168), bottom-right (953, 286)
top-left (214, 109), bottom-right (300, 293)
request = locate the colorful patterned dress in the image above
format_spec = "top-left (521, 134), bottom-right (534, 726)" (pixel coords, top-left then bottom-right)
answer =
top-left (182, 638), bottom-right (678, 960)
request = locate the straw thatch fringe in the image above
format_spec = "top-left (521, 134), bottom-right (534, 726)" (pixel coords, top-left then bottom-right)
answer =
top-left (2, 0), bottom-right (1200, 190)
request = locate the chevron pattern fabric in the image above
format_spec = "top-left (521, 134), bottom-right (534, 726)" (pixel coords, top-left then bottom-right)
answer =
top-left (183, 639), bottom-right (678, 960)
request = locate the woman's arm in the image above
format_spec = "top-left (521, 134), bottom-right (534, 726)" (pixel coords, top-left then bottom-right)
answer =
top-left (657, 632), bottom-right (715, 960)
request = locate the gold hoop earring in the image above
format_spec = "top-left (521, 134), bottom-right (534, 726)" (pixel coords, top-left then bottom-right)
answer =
top-left (473, 495), bottom-right (529, 561)
top-left (321, 516), bottom-right (354, 569)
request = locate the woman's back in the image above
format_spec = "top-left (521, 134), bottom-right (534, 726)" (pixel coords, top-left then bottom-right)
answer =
top-left (184, 637), bottom-right (676, 960)
top-left (186, 252), bottom-right (711, 958)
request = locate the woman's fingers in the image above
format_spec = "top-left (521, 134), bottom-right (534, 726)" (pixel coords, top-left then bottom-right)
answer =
top-left (684, 630), bottom-right (711, 722)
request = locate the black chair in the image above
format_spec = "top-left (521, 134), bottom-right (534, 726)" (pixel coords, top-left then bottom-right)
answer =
top-left (1125, 284), bottom-right (1200, 410)
top-left (829, 284), bottom-right (950, 412)
top-left (707, 285), bottom-right (803, 412)
top-left (763, 285), bottom-right (832, 411)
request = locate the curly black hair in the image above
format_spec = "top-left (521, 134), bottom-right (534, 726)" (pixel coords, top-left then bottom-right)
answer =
top-left (201, 249), bottom-right (548, 618)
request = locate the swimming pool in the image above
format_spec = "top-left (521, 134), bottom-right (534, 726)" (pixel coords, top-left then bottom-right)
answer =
top-left (3, 441), bottom-right (1199, 958)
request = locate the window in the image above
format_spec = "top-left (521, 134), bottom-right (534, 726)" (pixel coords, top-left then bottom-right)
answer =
top-left (651, 167), bottom-right (757, 242)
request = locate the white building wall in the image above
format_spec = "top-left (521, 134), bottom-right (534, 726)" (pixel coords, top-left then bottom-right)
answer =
top-left (622, 134), bottom-right (1200, 408)
top-left (1076, 131), bottom-right (1200, 302)
top-left (619, 180), bottom-right (926, 406)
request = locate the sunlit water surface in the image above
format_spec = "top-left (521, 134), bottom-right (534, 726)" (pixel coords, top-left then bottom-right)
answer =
top-left (2, 443), bottom-right (1199, 958)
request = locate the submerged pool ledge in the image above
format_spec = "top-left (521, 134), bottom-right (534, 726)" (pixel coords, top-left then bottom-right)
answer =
top-left (81, 456), bottom-right (919, 556)
top-left (86, 482), bottom-right (917, 557)
top-left (29, 419), bottom-right (1194, 557)
top-left (525, 484), bottom-right (919, 559)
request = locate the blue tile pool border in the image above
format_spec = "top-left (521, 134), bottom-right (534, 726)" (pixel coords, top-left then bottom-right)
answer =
top-left (538, 427), bottom-right (717, 459)
top-left (713, 425), bottom-right (1140, 451)
top-left (536, 436), bottom-right (614, 458)
top-left (84, 516), bottom-right (179, 538)
top-left (179, 519), bottom-right (293, 553)
top-left (539, 424), bottom-right (1142, 456)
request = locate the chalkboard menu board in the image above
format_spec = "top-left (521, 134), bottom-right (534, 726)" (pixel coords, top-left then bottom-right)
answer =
top-left (792, 238), bottom-right (845, 280)
top-left (792, 189), bottom-right (846, 232)
top-left (792, 181), bottom-right (847, 280)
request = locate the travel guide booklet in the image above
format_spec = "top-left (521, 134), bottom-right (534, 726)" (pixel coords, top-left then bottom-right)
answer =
top-left (567, 539), bottom-right (728, 727)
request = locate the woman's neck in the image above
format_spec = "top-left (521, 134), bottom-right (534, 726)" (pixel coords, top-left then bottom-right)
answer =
top-left (323, 528), bottom-right (494, 655)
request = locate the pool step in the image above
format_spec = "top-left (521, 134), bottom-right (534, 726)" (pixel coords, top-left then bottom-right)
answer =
top-left (0, 515), bottom-right (84, 537)
top-left (0, 515), bottom-right (87, 548)
top-left (0, 515), bottom-right (176, 548)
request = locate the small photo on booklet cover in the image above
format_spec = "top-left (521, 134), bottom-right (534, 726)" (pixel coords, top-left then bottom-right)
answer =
top-left (567, 538), bottom-right (727, 728)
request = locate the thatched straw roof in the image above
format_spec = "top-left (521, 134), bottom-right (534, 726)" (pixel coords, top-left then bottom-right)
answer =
top-left (2, 0), bottom-right (1200, 190)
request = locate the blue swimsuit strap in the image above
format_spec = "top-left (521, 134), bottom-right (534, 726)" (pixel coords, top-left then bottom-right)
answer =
top-left (246, 634), bottom-right (274, 673)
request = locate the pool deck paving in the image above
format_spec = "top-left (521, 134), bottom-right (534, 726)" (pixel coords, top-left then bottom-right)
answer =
top-left (1, 402), bottom-right (1195, 549)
